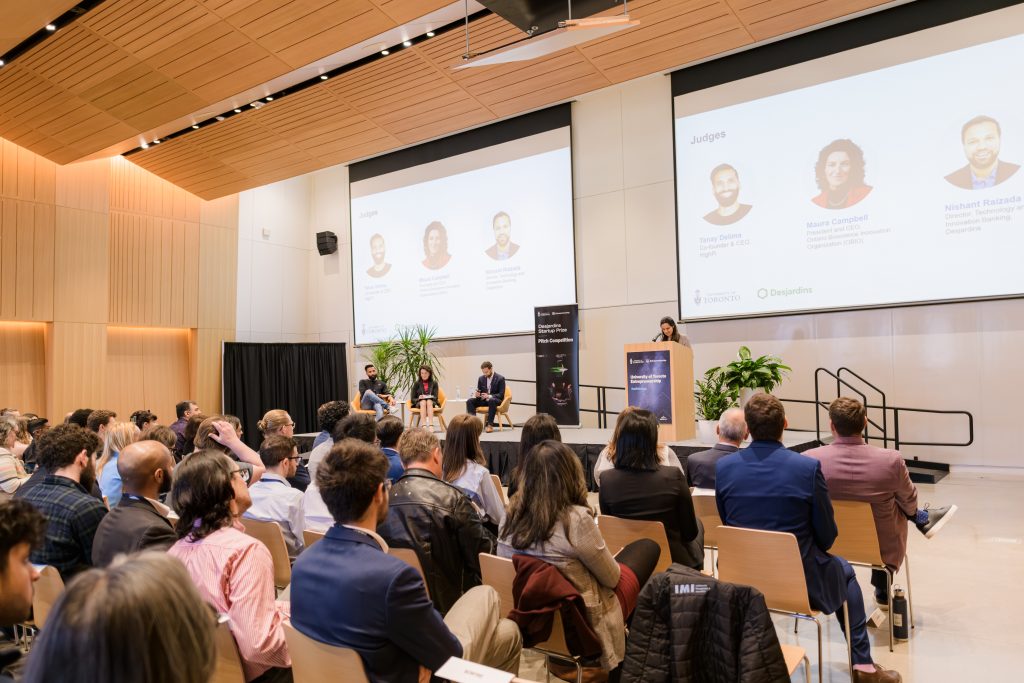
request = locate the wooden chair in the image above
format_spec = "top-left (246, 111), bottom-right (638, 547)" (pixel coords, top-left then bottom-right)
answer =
top-left (284, 622), bottom-right (369, 683)
top-left (389, 547), bottom-right (430, 598)
top-left (596, 515), bottom-right (673, 574)
top-left (303, 529), bottom-right (325, 548)
top-left (782, 644), bottom-right (812, 683)
top-left (352, 392), bottom-right (377, 417)
top-left (32, 565), bottom-right (65, 630)
top-left (479, 553), bottom-right (583, 683)
top-left (211, 616), bottom-right (247, 683)
top-left (491, 474), bottom-right (508, 507)
top-left (691, 494), bottom-right (722, 576)
top-left (716, 526), bottom-right (852, 683)
top-left (407, 387), bottom-right (448, 430)
top-left (830, 499), bottom-right (914, 652)
top-left (242, 518), bottom-right (291, 590)
top-left (475, 387), bottom-right (514, 430)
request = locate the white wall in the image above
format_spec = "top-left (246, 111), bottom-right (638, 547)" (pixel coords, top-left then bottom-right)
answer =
top-left (236, 73), bottom-right (1024, 471)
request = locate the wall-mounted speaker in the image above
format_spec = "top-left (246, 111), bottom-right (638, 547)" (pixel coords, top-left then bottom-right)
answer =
top-left (316, 231), bottom-right (338, 255)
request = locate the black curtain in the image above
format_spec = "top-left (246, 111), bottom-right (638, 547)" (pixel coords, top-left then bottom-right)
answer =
top-left (223, 343), bottom-right (348, 449)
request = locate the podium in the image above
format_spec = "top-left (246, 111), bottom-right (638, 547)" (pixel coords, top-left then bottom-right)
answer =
top-left (623, 342), bottom-right (695, 442)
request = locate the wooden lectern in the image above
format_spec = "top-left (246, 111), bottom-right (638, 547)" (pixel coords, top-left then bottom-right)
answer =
top-left (623, 342), bottom-right (695, 442)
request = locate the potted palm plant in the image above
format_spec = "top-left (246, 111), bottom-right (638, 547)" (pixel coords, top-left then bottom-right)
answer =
top-left (365, 324), bottom-right (444, 402)
top-left (693, 368), bottom-right (738, 444)
top-left (711, 345), bottom-right (791, 407)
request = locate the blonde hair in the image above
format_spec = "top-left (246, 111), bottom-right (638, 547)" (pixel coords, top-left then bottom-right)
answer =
top-left (257, 409), bottom-right (292, 435)
top-left (97, 422), bottom-right (140, 477)
top-left (14, 417), bottom-right (31, 444)
top-left (0, 417), bottom-right (17, 448)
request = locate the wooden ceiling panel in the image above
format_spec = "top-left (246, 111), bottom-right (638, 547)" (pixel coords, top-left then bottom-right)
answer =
top-left (369, 0), bottom-right (452, 26)
top-left (0, 1), bottom-right (83, 55)
top-left (727, 0), bottom-right (892, 41)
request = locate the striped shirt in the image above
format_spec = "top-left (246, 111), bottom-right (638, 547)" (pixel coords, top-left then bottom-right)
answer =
top-left (169, 522), bottom-right (291, 681)
top-left (19, 474), bottom-right (107, 581)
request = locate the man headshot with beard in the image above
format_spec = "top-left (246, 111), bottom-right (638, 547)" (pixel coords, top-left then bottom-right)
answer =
top-left (366, 233), bottom-right (391, 278)
top-left (703, 164), bottom-right (752, 226)
top-left (945, 115), bottom-right (1020, 190)
top-left (485, 211), bottom-right (520, 260)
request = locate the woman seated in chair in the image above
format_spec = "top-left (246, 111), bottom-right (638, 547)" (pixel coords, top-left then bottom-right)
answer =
top-left (597, 409), bottom-right (702, 569)
top-left (593, 407), bottom-right (683, 487)
top-left (410, 365), bottom-right (441, 432)
top-left (506, 413), bottom-right (561, 499)
top-left (442, 415), bottom-right (506, 529)
top-left (498, 441), bottom-right (660, 672)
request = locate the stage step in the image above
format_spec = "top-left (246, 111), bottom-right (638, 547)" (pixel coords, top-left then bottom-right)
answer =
top-left (908, 465), bottom-right (948, 484)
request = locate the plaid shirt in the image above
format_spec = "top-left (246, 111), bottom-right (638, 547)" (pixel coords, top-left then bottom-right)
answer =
top-left (20, 475), bottom-right (107, 581)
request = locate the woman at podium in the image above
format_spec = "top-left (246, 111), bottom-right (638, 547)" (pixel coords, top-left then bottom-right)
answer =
top-left (654, 317), bottom-right (690, 347)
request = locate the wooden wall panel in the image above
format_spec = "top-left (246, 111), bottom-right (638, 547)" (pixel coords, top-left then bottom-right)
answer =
top-left (105, 326), bottom-right (191, 425)
top-left (53, 207), bottom-right (109, 323)
top-left (189, 327), bottom-right (234, 414)
top-left (45, 321), bottom-right (108, 419)
top-left (198, 224), bottom-right (238, 330)
top-left (0, 323), bottom-right (47, 415)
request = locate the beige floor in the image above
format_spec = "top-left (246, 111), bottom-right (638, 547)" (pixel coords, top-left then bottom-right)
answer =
top-left (515, 473), bottom-right (1024, 683)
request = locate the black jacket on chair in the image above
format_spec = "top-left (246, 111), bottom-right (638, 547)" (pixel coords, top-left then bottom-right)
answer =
top-left (91, 495), bottom-right (177, 567)
top-left (377, 468), bottom-right (495, 615)
top-left (622, 566), bottom-right (789, 683)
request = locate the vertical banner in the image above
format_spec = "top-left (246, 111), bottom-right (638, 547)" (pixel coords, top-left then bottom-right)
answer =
top-left (626, 350), bottom-right (673, 425)
top-left (535, 304), bottom-right (580, 427)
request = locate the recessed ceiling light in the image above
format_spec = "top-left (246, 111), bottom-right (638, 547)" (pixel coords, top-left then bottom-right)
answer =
top-left (140, 142), bottom-right (149, 149)
top-left (426, 31), bottom-right (435, 37)
top-left (266, 96), bottom-right (273, 101)
top-left (0, 60), bottom-right (5, 67)
top-left (381, 50), bottom-right (389, 56)
top-left (153, 139), bottom-right (161, 144)
top-left (45, 24), bottom-right (57, 31)
top-left (216, 115), bottom-right (225, 121)
top-left (191, 124), bottom-right (199, 129)
top-left (403, 41), bottom-right (412, 47)
top-left (234, 108), bottom-right (241, 113)
top-left (320, 75), bottom-right (328, 80)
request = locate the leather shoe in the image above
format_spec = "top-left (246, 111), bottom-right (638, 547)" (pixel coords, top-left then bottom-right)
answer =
top-left (485, 425), bottom-right (494, 433)
top-left (854, 664), bottom-right (902, 682)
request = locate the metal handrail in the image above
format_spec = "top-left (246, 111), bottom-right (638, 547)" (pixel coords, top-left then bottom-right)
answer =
top-left (505, 377), bottom-right (624, 428)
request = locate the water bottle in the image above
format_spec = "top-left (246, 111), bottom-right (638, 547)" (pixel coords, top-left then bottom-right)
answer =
top-left (456, 386), bottom-right (461, 400)
top-left (891, 586), bottom-right (909, 641)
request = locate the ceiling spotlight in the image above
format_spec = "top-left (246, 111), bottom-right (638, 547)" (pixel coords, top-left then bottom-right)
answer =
top-left (381, 50), bottom-right (389, 56)
top-left (233, 108), bottom-right (241, 113)
top-left (426, 31), bottom-right (435, 37)
top-left (191, 124), bottom-right (199, 129)
top-left (403, 41), bottom-right (412, 47)
top-left (215, 115), bottom-right (225, 121)
top-left (140, 142), bottom-right (149, 149)
top-left (266, 96), bottom-right (273, 101)
top-left (153, 139), bottom-right (161, 144)
top-left (45, 24), bottom-right (57, 31)
top-left (320, 75), bottom-right (328, 80)
top-left (0, 60), bottom-right (5, 67)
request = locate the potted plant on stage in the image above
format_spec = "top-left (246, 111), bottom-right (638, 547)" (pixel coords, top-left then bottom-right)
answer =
top-left (712, 345), bottom-right (791, 407)
top-left (694, 368), bottom-right (738, 445)
top-left (365, 324), bottom-right (444, 404)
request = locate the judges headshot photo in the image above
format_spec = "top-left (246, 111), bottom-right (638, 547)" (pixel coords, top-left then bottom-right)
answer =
top-left (421, 220), bottom-right (451, 270)
top-left (945, 115), bottom-right (1020, 190)
top-left (703, 163), bottom-right (752, 226)
top-left (366, 233), bottom-right (391, 278)
top-left (485, 211), bottom-right (520, 260)
top-left (811, 138), bottom-right (873, 210)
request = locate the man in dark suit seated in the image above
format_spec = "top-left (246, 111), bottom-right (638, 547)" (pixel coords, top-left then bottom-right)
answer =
top-left (715, 394), bottom-right (901, 683)
top-left (465, 361), bottom-right (505, 433)
top-left (685, 408), bottom-right (746, 490)
top-left (290, 438), bottom-right (521, 682)
top-left (91, 440), bottom-right (176, 567)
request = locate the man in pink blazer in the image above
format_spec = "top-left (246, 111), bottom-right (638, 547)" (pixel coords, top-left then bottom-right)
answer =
top-left (806, 397), bottom-right (957, 607)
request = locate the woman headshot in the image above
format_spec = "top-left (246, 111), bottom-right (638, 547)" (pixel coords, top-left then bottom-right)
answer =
top-left (811, 138), bottom-right (873, 209)
top-left (421, 221), bottom-right (452, 270)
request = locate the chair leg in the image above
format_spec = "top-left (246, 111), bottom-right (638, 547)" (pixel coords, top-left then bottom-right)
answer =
top-left (885, 566), bottom-right (894, 652)
top-left (905, 553), bottom-right (915, 628)
top-left (802, 655), bottom-right (811, 683)
top-left (438, 414), bottom-right (447, 431)
top-left (815, 617), bottom-right (824, 683)
top-left (842, 602), bottom-right (853, 683)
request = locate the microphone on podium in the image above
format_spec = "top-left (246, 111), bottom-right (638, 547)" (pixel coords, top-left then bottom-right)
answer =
top-left (651, 333), bottom-right (661, 342)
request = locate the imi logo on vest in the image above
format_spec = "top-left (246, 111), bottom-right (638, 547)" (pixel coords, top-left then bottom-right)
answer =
top-left (673, 583), bottom-right (711, 595)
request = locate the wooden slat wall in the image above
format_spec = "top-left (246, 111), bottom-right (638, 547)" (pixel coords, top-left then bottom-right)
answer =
top-left (0, 323), bottom-right (47, 415)
top-left (105, 326), bottom-right (192, 425)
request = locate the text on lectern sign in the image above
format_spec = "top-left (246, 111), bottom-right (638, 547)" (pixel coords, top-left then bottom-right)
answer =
top-left (626, 350), bottom-right (672, 424)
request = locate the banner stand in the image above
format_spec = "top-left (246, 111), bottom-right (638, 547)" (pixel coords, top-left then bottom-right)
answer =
top-left (534, 304), bottom-right (581, 428)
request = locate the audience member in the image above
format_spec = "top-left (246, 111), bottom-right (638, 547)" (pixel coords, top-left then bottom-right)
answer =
top-left (10, 418), bottom-right (30, 459)
top-left (599, 409), bottom-right (702, 569)
top-left (376, 415), bottom-right (405, 482)
top-left (171, 400), bottom-right (200, 458)
top-left (91, 441), bottom-right (176, 567)
top-left (182, 413), bottom-right (206, 459)
top-left (499, 440), bottom-right (660, 671)
top-left (685, 407), bottom-right (747, 490)
top-left (506, 413), bottom-right (561, 499)
top-left (139, 424), bottom-right (177, 453)
top-left (225, 414), bottom-right (245, 439)
top-left (245, 436), bottom-right (305, 558)
top-left (411, 365), bottom-right (441, 432)
top-left (378, 427), bottom-right (495, 614)
top-left (0, 409), bottom-right (17, 418)
top-left (594, 407), bottom-right (683, 486)
top-left (359, 364), bottom-right (397, 420)
top-left (21, 553), bottom-right (217, 683)
top-left (17, 424), bottom-right (106, 581)
top-left (305, 413), bottom-right (380, 530)
top-left (807, 397), bottom-right (957, 607)
top-left (291, 438), bottom-right (521, 680)
top-left (715, 394), bottom-right (901, 683)
top-left (20, 418), bottom-right (49, 472)
top-left (0, 499), bottom-right (46, 625)
top-left (169, 450), bottom-right (291, 682)
top-left (128, 409), bottom-right (158, 432)
top-left (443, 415), bottom-right (505, 527)
top-left (258, 410), bottom-right (309, 491)
top-left (67, 409), bottom-right (93, 429)
top-left (335, 412), bottom-right (377, 444)
top-left (195, 416), bottom-right (266, 485)
top-left (0, 418), bottom-right (29, 501)
top-left (86, 409), bottom-right (116, 441)
top-left (466, 361), bottom-right (505, 433)
top-left (96, 422), bottom-right (140, 507)
top-left (307, 401), bottom-right (351, 476)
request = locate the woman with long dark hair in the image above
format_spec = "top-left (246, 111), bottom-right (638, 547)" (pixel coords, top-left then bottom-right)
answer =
top-left (506, 413), bottom-right (561, 499)
top-left (410, 365), bottom-right (441, 432)
top-left (443, 414), bottom-right (505, 526)
top-left (593, 407), bottom-right (683, 486)
top-left (499, 441), bottom-right (660, 671)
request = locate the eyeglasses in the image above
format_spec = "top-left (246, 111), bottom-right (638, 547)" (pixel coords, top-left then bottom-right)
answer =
top-left (229, 467), bottom-right (246, 478)
top-left (286, 455), bottom-right (301, 461)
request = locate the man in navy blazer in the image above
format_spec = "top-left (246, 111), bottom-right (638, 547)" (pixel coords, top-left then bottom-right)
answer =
top-left (290, 438), bottom-right (520, 683)
top-left (465, 361), bottom-right (506, 432)
top-left (715, 394), bottom-right (901, 683)
top-left (685, 407), bottom-right (746, 489)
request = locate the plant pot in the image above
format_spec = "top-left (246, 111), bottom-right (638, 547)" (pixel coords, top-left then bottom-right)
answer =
top-left (739, 387), bottom-right (765, 407)
top-left (696, 419), bottom-right (718, 445)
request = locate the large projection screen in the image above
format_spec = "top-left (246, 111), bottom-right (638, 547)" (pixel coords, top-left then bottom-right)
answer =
top-left (349, 106), bottom-right (576, 345)
top-left (673, 1), bottom-right (1024, 321)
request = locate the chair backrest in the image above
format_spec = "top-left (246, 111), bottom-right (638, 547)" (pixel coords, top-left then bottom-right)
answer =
top-left (437, 387), bottom-right (447, 409)
top-left (211, 618), bottom-right (247, 683)
top-left (498, 386), bottom-right (512, 410)
top-left (715, 526), bottom-right (813, 615)
top-left (303, 529), bottom-right (325, 548)
top-left (691, 494), bottom-right (723, 549)
top-left (242, 518), bottom-right (291, 589)
top-left (478, 553), bottom-right (569, 655)
top-left (830, 500), bottom-right (884, 567)
top-left (491, 474), bottom-right (508, 507)
top-left (596, 515), bottom-right (673, 574)
top-left (284, 621), bottom-right (369, 683)
top-left (32, 565), bottom-right (64, 629)
top-left (389, 547), bottom-right (430, 598)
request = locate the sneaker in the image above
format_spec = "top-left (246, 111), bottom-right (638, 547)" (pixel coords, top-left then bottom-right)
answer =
top-left (917, 504), bottom-right (958, 539)
top-left (854, 664), bottom-right (902, 682)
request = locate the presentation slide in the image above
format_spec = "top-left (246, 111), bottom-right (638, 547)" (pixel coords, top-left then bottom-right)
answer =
top-left (674, 7), bottom-right (1024, 320)
top-left (350, 127), bottom-right (575, 344)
